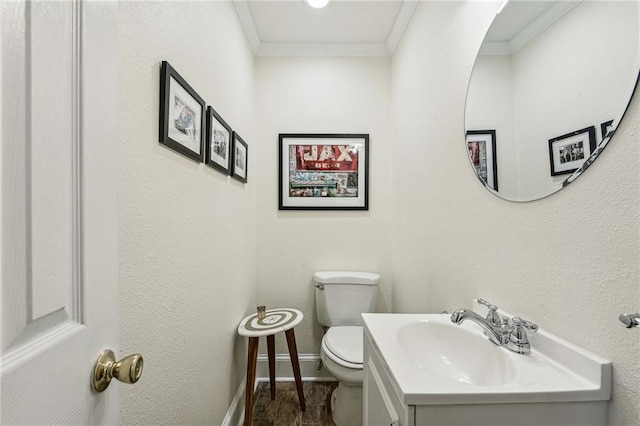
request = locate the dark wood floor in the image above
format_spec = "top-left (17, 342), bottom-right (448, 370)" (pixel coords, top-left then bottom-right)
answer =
top-left (250, 381), bottom-right (338, 426)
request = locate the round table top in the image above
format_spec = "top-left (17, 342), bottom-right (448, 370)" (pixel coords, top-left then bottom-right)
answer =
top-left (238, 308), bottom-right (303, 337)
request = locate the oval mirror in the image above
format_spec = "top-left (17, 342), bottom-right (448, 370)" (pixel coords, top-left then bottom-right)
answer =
top-left (465, 1), bottom-right (639, 202)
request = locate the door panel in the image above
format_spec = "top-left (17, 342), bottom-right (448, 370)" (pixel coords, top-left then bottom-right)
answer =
top-left (1, 0), bottom-right (118, 423)
top-left (29, 0), bottom-right (75, 321)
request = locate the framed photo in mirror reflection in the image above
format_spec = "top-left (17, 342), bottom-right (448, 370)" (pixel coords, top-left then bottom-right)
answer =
top-left (600, 120), bottom-right (614, 141)
top-left (548, 126), bottom-right (596, 176)
top-left (466, 130), bottom-right (498, 191)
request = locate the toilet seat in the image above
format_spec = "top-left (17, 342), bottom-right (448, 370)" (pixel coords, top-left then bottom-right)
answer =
top-left (322, 326), bottom-right (363, 370)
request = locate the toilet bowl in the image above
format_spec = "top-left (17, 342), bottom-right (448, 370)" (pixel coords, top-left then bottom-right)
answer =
top-left (321, 326), bottom-right (365, 425)
top-left (321, 326), bottom-right (363, 383)
top-left (313, 271), bottom-right (380, 426)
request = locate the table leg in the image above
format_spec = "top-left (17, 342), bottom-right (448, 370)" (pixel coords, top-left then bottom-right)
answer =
top-left (244, 337), bottom-right (259, 426)
top-left (267, 334), bottom-right (276, 400)
top-left (285, 328), bottom-right (306, 411)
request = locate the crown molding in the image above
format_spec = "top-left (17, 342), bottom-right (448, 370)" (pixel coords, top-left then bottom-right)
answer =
top-left (386, 0), bottom-right (418, 53)
top-left (510, 1), bottom-right (582, 53)
top-left (480, 0), bottom-right (582, 56)
top-left (479, 41), bottom-right (512, 56)
top-left (234, 0), bottom-right (261, 53)
top-left (233, 0), bottom-right (416, 57)
top-left (257, 42), bottom-right (390, 57)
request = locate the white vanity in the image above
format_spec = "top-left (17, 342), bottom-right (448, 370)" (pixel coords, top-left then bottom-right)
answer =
top-left (362, 310), bottom-right (611, 426)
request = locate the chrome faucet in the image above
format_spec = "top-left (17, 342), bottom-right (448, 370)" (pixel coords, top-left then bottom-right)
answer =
top-left (450, 299), bottom-right (538, 355)
top-left (450, 308), bottom-right (509, 346)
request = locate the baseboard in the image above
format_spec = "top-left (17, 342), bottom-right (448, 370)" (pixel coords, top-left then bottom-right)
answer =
top-left (221, 372), bottom-right (246, 426)
top-left (256, 352), bottom-right (336, 381)
top-left (222, 353), bottom-right (336, 426)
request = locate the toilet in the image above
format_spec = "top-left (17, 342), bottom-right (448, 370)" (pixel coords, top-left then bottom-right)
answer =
top-left (314, 271), bottom-right (380, 426)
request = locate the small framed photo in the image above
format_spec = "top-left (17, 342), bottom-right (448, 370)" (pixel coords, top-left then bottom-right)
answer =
top-left (206, 106), bottom-right (232, 174)
top-left (159, 61), bottom-right (205, 162)
top-left (466, 130), bottom-right (498, 191)
top-left (279, 134), bottom-right (369, 210)
top-left (600, 120), bottom-right (615, 141)
top-left (548, 126), bottom-right (596, 176)
top-left (232, 132), bottom-right (248, 183)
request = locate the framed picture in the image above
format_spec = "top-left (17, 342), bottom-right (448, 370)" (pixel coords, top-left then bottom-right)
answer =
top-left (279, 134), bottom-right (369, 210)
top-left (600, 120), bottom-right (614, 141)
top-left (548, 126), bottom-right (596, 176)
top-left (466, 130), bottom-right (498, 191)
top-left (206, 106), bottom-right (232, 174)
top-left (232, 132), bottom-right (248, 183)
top-left (159, 61), bottom-right (205, 162)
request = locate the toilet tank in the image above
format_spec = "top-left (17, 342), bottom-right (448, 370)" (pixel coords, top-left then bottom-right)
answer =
top-left (314, 271), bottom-right (380, 327)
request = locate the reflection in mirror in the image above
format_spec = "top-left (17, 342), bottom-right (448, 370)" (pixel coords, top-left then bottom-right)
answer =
top-left (465, 1), bottom-right (639, 202)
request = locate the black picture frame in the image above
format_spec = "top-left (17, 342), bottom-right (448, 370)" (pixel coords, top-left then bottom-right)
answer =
top-left (279, 133), bottom-right (369, 210)
top-left (159, 61), bottom-right (205, 162)
top-left (600, 120), bottom-right (614, 141)
top-left (205, 106), bottom-right (233, 174)
top-left (466, 130), bottom-right (498, 191)
top-left (548, 126), bottom-right (596, 176)
top-left (231, 132), bottom-right (248, 183)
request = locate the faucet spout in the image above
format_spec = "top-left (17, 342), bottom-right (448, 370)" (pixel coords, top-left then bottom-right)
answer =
top-left (450, 301), bottom-right (538, 355)
top-left (450, 309), bottom-right (506, 346)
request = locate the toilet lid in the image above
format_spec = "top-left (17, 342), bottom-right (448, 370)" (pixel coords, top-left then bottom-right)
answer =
top-left (323, 326), bottom-right (363, 366)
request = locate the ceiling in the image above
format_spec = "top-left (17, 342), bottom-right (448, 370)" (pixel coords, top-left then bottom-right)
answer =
top-left (233, 0), bottom-right (418, 56)
top-left (234, 0), bottom-right (584, 58)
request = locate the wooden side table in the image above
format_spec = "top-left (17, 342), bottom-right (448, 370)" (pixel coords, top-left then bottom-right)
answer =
top-left (237, 308), bottom-right (305, 425)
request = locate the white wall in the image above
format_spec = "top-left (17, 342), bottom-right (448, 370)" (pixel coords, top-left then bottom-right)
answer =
top-left (117, 2), bottom-right (256, 424)
top-left (115, 1), bottom-right (638, 424)
top-left (392, 1), bottom-right (639, 424)
top-left (254, 56), bottom-right (393, 354)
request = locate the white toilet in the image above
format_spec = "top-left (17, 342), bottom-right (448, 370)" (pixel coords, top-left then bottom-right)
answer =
top-left (314, 271), bottom-right (380, 426)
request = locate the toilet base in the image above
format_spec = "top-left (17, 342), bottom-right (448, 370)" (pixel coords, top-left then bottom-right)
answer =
top-left (330, 382), bottom-right (363, 426)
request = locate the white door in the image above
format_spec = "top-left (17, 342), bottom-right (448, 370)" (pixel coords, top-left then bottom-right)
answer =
top-left (1, 1), bottom-right (122, 423)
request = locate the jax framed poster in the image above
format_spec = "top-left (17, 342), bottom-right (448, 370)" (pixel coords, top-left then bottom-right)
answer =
top-left (278, 134), bottom-right (369, 210)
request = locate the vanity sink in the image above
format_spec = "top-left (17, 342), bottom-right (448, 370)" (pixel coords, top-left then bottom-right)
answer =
top-left (362, 309), bottom-right (612, 425)
top-left (362, 311), bottom-right (611, 406)
top-left (395, 320), bottom-right (516, 387)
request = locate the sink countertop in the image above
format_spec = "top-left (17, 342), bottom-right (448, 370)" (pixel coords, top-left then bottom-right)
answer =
top-left (362, 313), bottom-right (612, 406)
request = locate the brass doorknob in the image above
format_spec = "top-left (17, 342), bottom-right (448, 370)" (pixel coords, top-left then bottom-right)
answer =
top-left (92, 349), bottom-right (144, 392)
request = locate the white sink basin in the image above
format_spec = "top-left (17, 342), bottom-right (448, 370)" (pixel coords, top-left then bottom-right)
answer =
top-left (362, 312), bottom-right (611, 406)
top-left (396, 320), bottom-right (516, 386)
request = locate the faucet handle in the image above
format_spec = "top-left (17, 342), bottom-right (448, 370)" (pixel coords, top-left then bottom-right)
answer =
top-left (477, 298), bottom-right (497, 311)
top-left (508, 317), bottom-right (538, 355)
top-left (477, 298), bottom-right (502, 326)
top-left (511, 317), bottom-right (538, 334)
top-left (509, 317), bottom-right (538, 344)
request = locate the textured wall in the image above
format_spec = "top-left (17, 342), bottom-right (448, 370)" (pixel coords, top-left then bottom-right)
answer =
top-left (117, 2), bottom-right (256, 424)
top-left (116, 1), bottom-right (638, 424)
top-left (254, 57), bottom-right (393, 355)
top-left (391, 2), bottom-right (639, 424)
